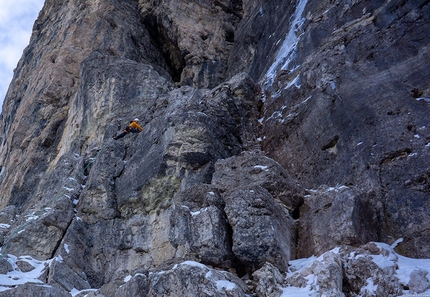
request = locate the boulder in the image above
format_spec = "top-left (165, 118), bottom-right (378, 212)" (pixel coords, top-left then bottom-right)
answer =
top-left (223, 186), bottom-right (295, 273)
top-left (147, 261), bottom-right (248, 297)
top-left (5, 196), bottom-right (74, 260)
top-left (298, 185), bottom-right (380, 258)
top-left (408, 269), bottom-right (430, 294)
top-left (169, 185), bottom-right (235, 269)
top-left (252, 262), bottom-right (284, 297)
top-left (115, 274), bottom-right (149, 297)
top-left (341, 243), bottom-right (403, 297)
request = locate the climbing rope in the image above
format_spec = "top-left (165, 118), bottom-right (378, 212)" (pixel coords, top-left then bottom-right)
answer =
top-left (0, 145), bottom-right (106, 259)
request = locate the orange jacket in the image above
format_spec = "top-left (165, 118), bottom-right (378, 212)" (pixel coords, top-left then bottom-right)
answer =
top-left (126, 121), bottom-right (143, 133)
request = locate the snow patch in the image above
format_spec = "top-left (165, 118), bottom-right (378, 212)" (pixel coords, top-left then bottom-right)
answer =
top-left (280, 285), bottom-right (314, 297)
top-left (205, 271), bottom-right (213, 279)
top-left (0, 255), bottom-right (48, 292)
top-left (55, 255), bottom-right (63, 263)
top-left (64, 244), bottom-right (70, 254)
top-left (360, 278), bottom-right (378, 295)
top-left (124, 275), bottom-right (132, 282)
top-left (182, 205), bottom-right (207, 216)
top-left (283, 243), bottom-right (430, 296)
top-left (416, 97), bottom-right (430, 103)
top-left (191, 210), bottom-right (201, 216)
top-left (178, 261), bottom-right (208, 270)
top-left (285, 75), bottom-right (301, 89)
top-left (391, 238), bottom-right (403, 248)
top-left (397, 254), bottom-right (430, 286)
top-left (70, 288), bottom-right (97, 297)
top-left (216, 280), bottom-right (236, 292)
top-left (254, 165), bottom-right (269, 171)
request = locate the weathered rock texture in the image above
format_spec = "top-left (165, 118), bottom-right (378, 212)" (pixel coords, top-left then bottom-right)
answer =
top-left (0, 0), bottom-right (429, 295)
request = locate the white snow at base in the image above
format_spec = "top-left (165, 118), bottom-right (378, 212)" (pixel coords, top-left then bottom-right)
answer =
top-left (281, 243), bottom-right (430, 296)
top-left (1, 242), bottom-right (429, 295)
top-left (280, 285), bottom-right (315, 297)
top-left (0, 255), bottom-right (47, 292)
top-left (397, 254), bottom-right (430, 286)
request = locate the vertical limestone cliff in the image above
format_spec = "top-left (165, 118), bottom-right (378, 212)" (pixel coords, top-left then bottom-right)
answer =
top-left (0, 0), bottom-right (429, 296)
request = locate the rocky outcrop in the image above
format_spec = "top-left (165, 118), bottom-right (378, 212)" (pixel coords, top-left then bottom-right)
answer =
top-left (0, 0), bottom-right (429, 296)
top-left (139, 0), bottom-right (243, 88)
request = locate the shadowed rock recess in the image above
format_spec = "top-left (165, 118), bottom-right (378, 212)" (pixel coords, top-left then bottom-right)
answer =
top-left (0, 0), bottom-right (429, 296)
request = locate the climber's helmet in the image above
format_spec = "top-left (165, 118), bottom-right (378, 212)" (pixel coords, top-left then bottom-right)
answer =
top-left (134, 118), bottom-right (140, 122)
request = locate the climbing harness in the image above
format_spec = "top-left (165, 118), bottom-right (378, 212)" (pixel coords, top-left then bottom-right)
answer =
top-left (0, 145), bottom-right (106, 259)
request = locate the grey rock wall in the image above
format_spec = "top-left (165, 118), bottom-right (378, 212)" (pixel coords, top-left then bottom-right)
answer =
top-left (0, 0), bottom-right (429, 296)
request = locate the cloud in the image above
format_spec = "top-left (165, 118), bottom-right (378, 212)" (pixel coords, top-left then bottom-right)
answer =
top-left (0, 0), bottom-right (44, 113)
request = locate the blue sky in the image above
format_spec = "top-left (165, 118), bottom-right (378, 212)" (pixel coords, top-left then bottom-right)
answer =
top-left (0, 0), bottom-right (45, 113)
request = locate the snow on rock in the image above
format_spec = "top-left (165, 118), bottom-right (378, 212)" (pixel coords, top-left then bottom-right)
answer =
top-left (253, 165), bottom-right (269, 171)
top-left (262, 0), bottom-right (309, 93)
top-left (0, 254), bottom-right (48, 292)
top-left (216, 280), bottom-right (237, 292)
top-left (70, 288), bottom-right (98, 297)
top-left (149, 260), bottom-right (248, 296)
top-left (63, 243), bottom-right (70, 254)
top-left (279, 242), bottom-right (430, 296)
top-left (360, 278), bottom-right (378, 296)
top-left (416, 97), bottom-right (430, 103)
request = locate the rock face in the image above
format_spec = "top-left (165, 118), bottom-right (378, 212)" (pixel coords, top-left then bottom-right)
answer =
top-left (0, 0), bottom-right (429, 296)
top-left (298, 185), bottom-right (380, 258)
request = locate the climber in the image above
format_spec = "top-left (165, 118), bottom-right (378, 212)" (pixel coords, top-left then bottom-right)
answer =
top-left (113, 118), bottom-right (143, 140)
